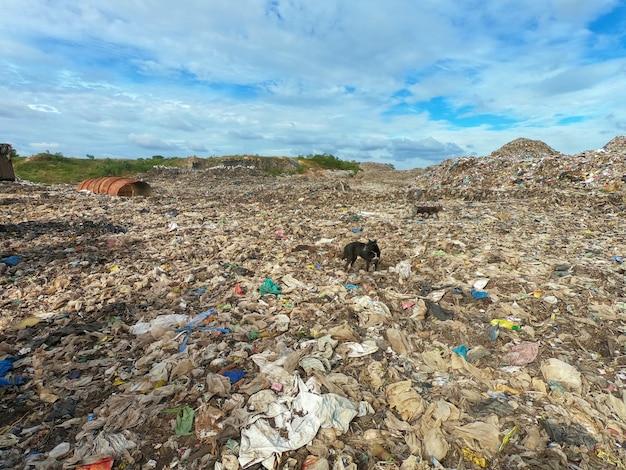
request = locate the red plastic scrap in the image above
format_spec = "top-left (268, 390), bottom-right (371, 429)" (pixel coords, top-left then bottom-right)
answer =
top-left (76, 456), bottom-right (114, 470)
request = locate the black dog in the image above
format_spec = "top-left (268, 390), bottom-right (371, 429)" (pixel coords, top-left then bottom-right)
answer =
top-left (414, 205), bottom-right (443, 218)
top-left (342, 240), bottom-right (381, 271)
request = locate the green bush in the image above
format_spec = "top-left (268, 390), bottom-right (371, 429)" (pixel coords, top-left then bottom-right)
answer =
top-left (298, 153), bottom-right (360, 173)
top-left (13, 154), bottom-right (179, 183)
top-left (11, 153), bottom-right (360, 183)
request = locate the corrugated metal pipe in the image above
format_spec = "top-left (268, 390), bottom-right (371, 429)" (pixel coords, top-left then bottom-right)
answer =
top-left (77, 177), bottom-right (153, 197)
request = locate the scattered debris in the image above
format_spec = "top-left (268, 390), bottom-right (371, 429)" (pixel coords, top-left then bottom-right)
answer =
top-left (2, 136), bottom-right (626, 468)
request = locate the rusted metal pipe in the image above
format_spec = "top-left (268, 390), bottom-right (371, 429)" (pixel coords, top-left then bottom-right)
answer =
top-left (77, 177), bottom-right (153, 196)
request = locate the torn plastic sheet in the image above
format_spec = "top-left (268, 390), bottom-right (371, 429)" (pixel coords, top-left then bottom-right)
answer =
top-left (129, 314), bottom-right (189, 336)
top-left (344, 339), bottom-right (379, 358)
top-left (238, 376), bottom-right (358, 468)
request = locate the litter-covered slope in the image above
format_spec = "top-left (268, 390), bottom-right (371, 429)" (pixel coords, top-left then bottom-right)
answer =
top-left (1, 137), bottom-right (626, 469)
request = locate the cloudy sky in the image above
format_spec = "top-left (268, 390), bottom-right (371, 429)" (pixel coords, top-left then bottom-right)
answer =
top-left (1, 1), bottom-right (625, 169)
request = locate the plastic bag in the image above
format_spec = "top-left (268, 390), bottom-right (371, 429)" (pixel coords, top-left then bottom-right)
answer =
top-left (540, 358), bottom-right (582, 393)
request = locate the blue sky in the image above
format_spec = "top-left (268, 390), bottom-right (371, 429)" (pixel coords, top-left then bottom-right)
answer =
top-left (1, 0), bottom-right (625, 169)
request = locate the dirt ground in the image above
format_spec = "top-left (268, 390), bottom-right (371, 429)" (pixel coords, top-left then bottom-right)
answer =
top-left (2, 146), bottom-right (626, 469)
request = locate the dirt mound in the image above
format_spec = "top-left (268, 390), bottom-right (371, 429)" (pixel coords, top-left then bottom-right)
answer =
top-left (358, 162), bottom-right (396, 172)
top-left (180, 155), bottom-right (303, 174)
top-left (24, 153), bottom-right (62, 162)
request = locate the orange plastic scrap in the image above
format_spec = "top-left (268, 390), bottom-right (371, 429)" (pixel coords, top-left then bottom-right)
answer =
top-left (76, 456), bottom-right (114, 470)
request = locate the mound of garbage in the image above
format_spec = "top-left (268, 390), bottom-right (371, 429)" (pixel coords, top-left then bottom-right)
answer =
top-left (489, 137), bottom-right (562, 159)
top-left (410, 136), bottom-right (626, 204)
top-left (1, 137), bottom-right (626, 469)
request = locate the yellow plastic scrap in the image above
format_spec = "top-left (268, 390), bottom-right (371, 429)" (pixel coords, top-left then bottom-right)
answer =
top-left (153, 380), bottom-right (166, 389)
top-left (112, 377), bottom-right (125, 386)
top-left (371, 443), bottom-right (394, 461)
top-left (490, 319), bottom-right (521, 331)
top-left (495, 384), bottom-right (523, 395)
top-left (596, 447), bottom-right (626, 469)
top-left (499, 425), bottom-right (519, 452)
top-left (462, 447), bottom-right (487, 468)
top-left (14, 317), bottom-right (41, 330)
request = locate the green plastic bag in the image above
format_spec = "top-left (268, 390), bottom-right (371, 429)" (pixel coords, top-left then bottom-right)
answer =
top-left (259, 278), bottom-right (281, 295)
top-left (164, 406), bottom-right (195, 436)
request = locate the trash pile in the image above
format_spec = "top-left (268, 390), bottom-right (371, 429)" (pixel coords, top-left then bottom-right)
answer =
top-left (1, 136), bottom-right (626, 469)
top-left (412, 137), bottom-right (626, 201)
top-left (489, 137), bottom-right (562, 159)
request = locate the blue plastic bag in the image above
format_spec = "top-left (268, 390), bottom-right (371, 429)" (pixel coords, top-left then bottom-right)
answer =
top-left (0, 256), bottom-right (20, 266)
top-left (471, 289), bottom-right (489, 299)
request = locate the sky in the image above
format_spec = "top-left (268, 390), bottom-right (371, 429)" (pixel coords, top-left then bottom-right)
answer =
top-left (1, 1), bottom-right (625, 170)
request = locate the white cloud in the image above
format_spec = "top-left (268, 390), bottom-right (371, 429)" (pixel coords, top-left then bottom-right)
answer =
top-left (30, 142), bottom-right (60, 150)
top-left (0, 0), bottom-right (624, 168)
top-left (28, 104), bottom-right (59, 113)
top-left (127, 133), bottom-right (178, 151)
top-left (186, 141), bottom-right (208, 152)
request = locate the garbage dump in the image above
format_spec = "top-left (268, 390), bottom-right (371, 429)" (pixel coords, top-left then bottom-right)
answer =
top-left (1, 136), bottom-right (626, 469)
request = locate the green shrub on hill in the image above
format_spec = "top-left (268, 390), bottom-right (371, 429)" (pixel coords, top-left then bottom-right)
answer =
top-left (12, 154), bottom-right (181, 183)
top-left (298, 153), bottom-right (360, 173)
top-left (10, 152), bottom-right (360, 183)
